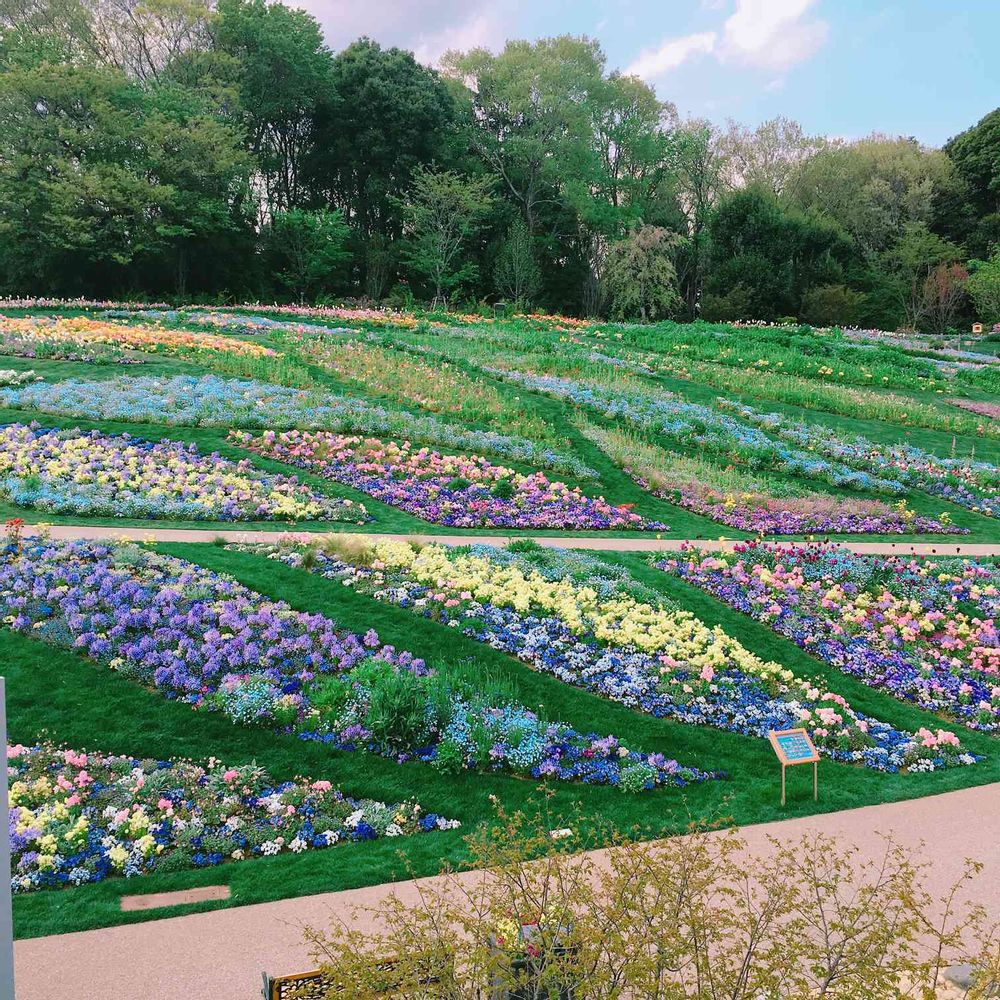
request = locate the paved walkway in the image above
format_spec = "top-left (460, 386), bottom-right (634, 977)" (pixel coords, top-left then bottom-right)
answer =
top-left (14, 783), bottom-right (1000, 1000)
top-left (18, 522), bottom-right (1000, 556)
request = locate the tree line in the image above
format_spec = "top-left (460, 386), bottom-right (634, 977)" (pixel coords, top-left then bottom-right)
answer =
top-left (2, 0), bottom-right (1000, 330)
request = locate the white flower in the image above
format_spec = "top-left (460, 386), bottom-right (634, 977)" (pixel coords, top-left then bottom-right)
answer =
top-left (260, 840), bottom-right (281, 856)
top-left (289, 837), bottom-right (307, 853)
top-left (385, 824), bottom-right (403, 838)
top-left (345, 808), bottom-right (364, 829)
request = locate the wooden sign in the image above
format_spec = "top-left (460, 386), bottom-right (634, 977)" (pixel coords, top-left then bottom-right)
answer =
top-left (768, 728), bottom-right (819, 805)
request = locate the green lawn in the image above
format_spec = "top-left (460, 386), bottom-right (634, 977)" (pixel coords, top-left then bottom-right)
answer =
top-left (6, 541), bottom-right (997, 939)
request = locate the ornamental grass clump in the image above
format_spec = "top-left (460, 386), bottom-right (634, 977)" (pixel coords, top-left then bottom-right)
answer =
top-left (302, 796), bottom-right (1000, 999)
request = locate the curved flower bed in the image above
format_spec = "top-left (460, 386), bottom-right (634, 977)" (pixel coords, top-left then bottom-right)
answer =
top-left (0, 424), bottom-right (365, 522)
top-left (232, 430), bottom-right (664, 531)
top-left (0, 314), bottom-right (274, 359)
top-left (0, 375), bottom-right (596, 479)
top-left (0, 541), bottom-right (708, 791)
top-left (246, 539), bottom-right (976, 772)
top-left (657, 542), bottom-right (1000, 731)
top-left (0, 370), bottom-right (41, 387)
top-left (8, 743), bottom-right (459, 892)
top-left (946, 399), bottom-right (1000, 421)
top-left (103, 309), bottom-right (358, 339)
top-left (488, 369), bottom-right (907, 495)
top-left (721, 400), bottom-right (1000, 519)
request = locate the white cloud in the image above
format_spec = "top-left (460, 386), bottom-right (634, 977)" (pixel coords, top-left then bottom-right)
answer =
top-left (413, 10), bottom-right (505, 65)
top-left (625, 31), bottom-right (717, 79)
top-left (718, 0), bottom-right (829, 71)
top-left (627, 0), bottom-right (828, 82)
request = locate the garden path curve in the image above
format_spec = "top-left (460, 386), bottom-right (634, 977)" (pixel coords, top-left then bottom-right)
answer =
top-left (15, 521), bottom-right (1000, 556)
top-left (13, 782), bottom-right (1000, 1000)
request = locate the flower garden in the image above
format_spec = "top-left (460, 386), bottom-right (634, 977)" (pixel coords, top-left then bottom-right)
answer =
top-left (0, 302), bottom-right (998, 940)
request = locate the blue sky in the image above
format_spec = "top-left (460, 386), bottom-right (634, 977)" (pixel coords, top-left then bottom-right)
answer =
top-left (299, 0), bottom-right (999, 146)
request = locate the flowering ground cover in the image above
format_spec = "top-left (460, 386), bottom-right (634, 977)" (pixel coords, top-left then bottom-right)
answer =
top-left (0, 370), bottom-right (41, 387)
top-left (657, 542), bottom-right (1000, 732)
top-left (8, 742), bottom-right (459, 892)
top-left (946, 398), bottom-right (1000, 421)
top-left (575, 418), bottom-right (959, 536)
top-left (0, 423), bottom-right (365, 522)
top-left (232, 429), bottom-right (662, 530)
top-left (0, 539), bottom-right (709, 792)
top-left (721, 400), bottom-right (1000, 519)
top-left (490, 368), bottom-right (914, 496)
top-left (0, 314), bottom-right (274, 360)
top-left (0, 374), bottom-right (596, 480)
top-left (247, 537), bottom-right (976, 773)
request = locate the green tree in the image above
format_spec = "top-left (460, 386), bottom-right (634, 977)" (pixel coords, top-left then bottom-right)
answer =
top-left (216, 0), bottom-right (332, 213)
top-left (401, 167), bottom-right (494, 305)
top-left (884, 222), bottom-right (962, 329)
top-left (966, 251), bottom-right (1000, 324)
top-left (311, 38), bottom-right (459, 297)
top-left (264, 207), bottom-right (350, 302)
top-left (493, 215), bottom-right (540, 308)
top-left (786, 136), bottom-right (957, 261)
top-left (944, 108), bottom-right (1000, 257)
top-left (602, 225), bottom-right (682, 322)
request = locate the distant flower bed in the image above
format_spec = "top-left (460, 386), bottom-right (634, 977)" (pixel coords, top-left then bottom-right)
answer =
top-left (248, 538), bottom-right (977, 773)
top-left (946, 398), bottom-right (1000, 421)
top-left (0, 423), bottom-right (364, 522)
top-left (0, 314), bottom-right (274, 360)
top-left (0, 375), bottom-right (597, 480)
top-left (489, 369), bottom-right (907, 496)
top-left (8, 743), bottom-right (459, 892)
top-left (722, 400), bottom-right (1000, 519)
top-left (1, 541), bottom-right (708, 792)
top-left (657, 542), bottom-right (1000, 732)
top-left (103, 309), bottom-right (358, 339)
top-left (232, 429), bottom-right (664, 530)
top-left (0, 370), bottom-right (41, 387)
top-left (576, 419), bottom-right (960, 536)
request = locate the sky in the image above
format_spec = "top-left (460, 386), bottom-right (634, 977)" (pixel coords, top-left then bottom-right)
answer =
top-left (294, 0), bottom-right (1000, 146)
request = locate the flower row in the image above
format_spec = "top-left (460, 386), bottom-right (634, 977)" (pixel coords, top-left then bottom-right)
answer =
top-left (0, 423), bottom-right (365, 522)
top-left (253, 538), bottom-right (975, 772)
top-left (657, 542), bottom-right (1000, 731)
top-left (488, 368), bottom-right (907, 496)
top-left (1, 540), bottom-right (709, 792)
top-left (721, 400), bottom-right (1000, 519)
top-left (232, 430), bottom-right (662, 531)
top-left (9, 742), bottom-right (459, 892)
top-left (0, 314), bottom-right (275, 360)
top-left (0, 375), bottom-right (597, 480)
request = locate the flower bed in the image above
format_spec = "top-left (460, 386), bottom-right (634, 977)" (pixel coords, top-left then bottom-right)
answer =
top-left (246, 539), bottom-right (976, 772)
top-left (489, 369), bottom-right (907, 495)
top-left (0, 540), bottom-right (708, 791)
top-left (8, 742), bottom-right (459, 892)
top-left (232, 430), bottom-right (663, 531)
top-left (575, 419), bottom-right (959, 536)
top-left (720, 400), bottom-right (1000, 519)
top-left (0, 370), bottom-right (41, 387)
top-left (946, 399), bottom-right (1000, 421)
top-left (0, 375), bottom-right (596, 479)
top-left (0, 424), bottom-right (365, 522)
top-left (657, 542), bottom-right (1000, 731)
top-left (0, 314), bottom-right (274, 360)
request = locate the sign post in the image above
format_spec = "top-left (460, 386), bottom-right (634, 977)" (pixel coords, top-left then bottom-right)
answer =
top-left (768, 728), bottom-right (820, 806)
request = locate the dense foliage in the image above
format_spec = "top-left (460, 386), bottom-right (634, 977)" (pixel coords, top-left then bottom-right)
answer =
top-left (2, 0), bottom-right (996, 328)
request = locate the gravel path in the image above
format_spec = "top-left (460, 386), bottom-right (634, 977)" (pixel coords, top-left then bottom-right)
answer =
top-left (16, 521), bottom-right (1000, 556)
top-left (13, 782), bottom-right (1000, 1000)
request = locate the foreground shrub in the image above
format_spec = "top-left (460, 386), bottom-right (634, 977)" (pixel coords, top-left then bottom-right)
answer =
top-left (303, 797), bottom-right (1000, 999)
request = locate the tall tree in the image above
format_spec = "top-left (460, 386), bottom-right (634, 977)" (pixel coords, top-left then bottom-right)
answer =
top-left (400, 167), bottom-right (494, 305)
top-left (310, 38), bottom-right (459, 296)
top-left (215, 0), bottom-right (332, 214)
top-left (718, 116), bottom-right (824, 196)
top-left (944, 108), bottom-right (1000, 257)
